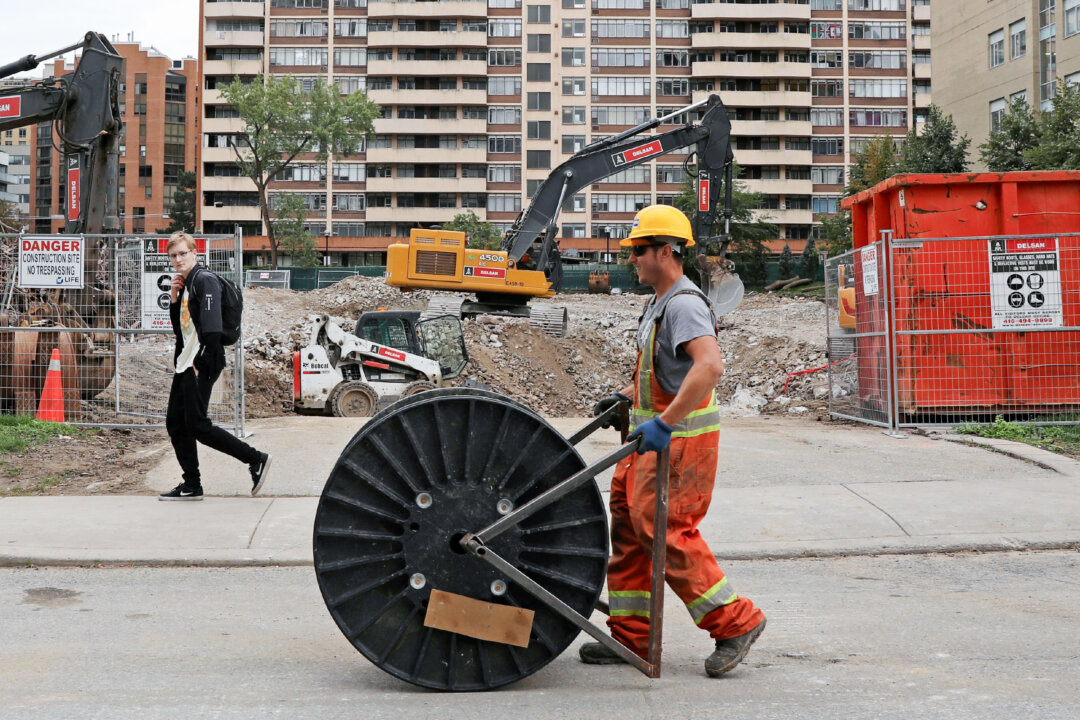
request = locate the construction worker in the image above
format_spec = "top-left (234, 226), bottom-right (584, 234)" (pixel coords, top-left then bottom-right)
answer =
top-left (581, 204), bottom-right (766, 677)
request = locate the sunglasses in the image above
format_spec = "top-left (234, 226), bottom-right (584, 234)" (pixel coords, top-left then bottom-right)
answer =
top-left (630, 243), bottom-right (666, 257)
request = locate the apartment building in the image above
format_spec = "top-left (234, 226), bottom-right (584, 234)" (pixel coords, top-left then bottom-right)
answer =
top-left (933, 0), bottom-right (1080, 164)
top-left (28, 40), bottom-right (198, 234)
top-left (199, 0), bottom-right (930, 264)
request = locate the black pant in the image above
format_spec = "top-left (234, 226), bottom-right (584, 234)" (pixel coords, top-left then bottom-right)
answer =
top-left (166, 366), bottom-right (258, 487)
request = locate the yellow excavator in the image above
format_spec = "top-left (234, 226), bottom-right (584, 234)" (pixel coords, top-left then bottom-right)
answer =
top-left (384, 94), bottom-right (744, 336)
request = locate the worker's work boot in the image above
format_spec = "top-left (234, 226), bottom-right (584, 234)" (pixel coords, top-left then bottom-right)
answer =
top-left (704, 617), bottom-right (766, 677)
top-left (579, 641), bottom-right (631, 665)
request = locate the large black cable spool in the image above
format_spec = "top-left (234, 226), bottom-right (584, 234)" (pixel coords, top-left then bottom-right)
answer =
top-left (313, 389), bottom-right (609, 690)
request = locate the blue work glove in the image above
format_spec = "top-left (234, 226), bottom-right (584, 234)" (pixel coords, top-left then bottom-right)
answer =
top-left (593, 392), bottom-right (631, 431)
top-left (628, 417), bottom-right (674, 455)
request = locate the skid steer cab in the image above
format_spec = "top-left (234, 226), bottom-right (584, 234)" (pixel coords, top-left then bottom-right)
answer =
top-left (294, 311), bottom-right (468, 417)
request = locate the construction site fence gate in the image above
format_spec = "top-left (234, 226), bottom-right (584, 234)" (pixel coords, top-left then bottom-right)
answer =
top-left (0, 232), bottom-right (245, 434)
top-left (825, 232), bottom-right (1080, 429)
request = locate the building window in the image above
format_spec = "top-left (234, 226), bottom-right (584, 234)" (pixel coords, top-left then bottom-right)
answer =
top-left (527, 121), bottom-right (550, 139)
top-left (1010, 19), bottom-right (1027, 58)
top-left (811, 137), bottom-right (844, 156)
top-left (527, 34), bottom-right (551, 52)
top-left (848, 0), bottom-right (905, 9)
top-left (563, 48), bottom-right (586, 67)
top-left (526, 63), bottom-right (550, 81)
top-left (811, 167), bottom-right (844, 185)
top-left (811, 51), bottom-right (843, 69)
top-left (488, 135), bottom-right (522, 153)
top-left (488, 105), bottom-right (522, 124)
top-left (1068, 0), bottom-right (1080, 37)
top-left (562, 135), bottom-right (586, 154)
top-left (527, 4), bottom-right (551, 22)
top-left (526, 150), bottom-right (550, 168)
top-left (811, 80), bottom-right (844, 98)
top-left (527, 92), bottom-right (551, 110)
top-left (989, 98), bottom-right (1007, 132)
top-left (563, 19), bottom-right (586, 37)
top-left (812, 196), bottom-right (840, 214)
top-left (563, 77), bottom-right (586, 95)
top-left (989, 29), bottom-right (1005, 68)
top-left (488, 164), bottom-right (521, 183)
top-left (563, 106), bottom-right (586, 124)
top-left (487, 193), bottom-right (521, 212)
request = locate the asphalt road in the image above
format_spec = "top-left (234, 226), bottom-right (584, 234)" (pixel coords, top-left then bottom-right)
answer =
top-left (3, 551), bottom-right (1078, 719)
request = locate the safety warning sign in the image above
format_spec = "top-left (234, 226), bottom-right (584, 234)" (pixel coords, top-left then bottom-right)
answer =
top-left (141, 237), bottom-right (206, 330)
top-left (989, 237), bottom-right (1062, 329)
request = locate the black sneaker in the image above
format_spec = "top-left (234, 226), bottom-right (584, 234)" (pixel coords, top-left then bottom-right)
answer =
top-left (159, 483), bottom-right (203, 501)
top-left (250, 452), bottom-right (271, 496)
top-left (579, 641), bottom-right (631, 665)
top-left (704, 616), bottom-right (766, 677)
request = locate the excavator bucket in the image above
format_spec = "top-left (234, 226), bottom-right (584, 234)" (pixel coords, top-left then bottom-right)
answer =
top-left (695, 256), bottom-right (744, 316)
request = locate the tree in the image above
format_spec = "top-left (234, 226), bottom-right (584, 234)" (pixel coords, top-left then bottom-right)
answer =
top-left (219, 75), bottom-right (380, 269)
top-left (846, 134), bottom-right (899, 196)
top-left (896, 104), bottom-right (971, 174)
top-left (674, 163), bottom-right (778, 288)
top-left (1022, 80), bottom-right (1080, 170)
top-left (978, 98), bottom-right (1038, 171)
top-left (272, 193), bottom-right (321, 267)
top-left (161, 170), bottom-right (197, 234)
top-left (444, 210), bottom-right (502, 250)
top-left (816, 210), bottom-right (853, 258)
top-left (799, 234), bottom-right (820, 281)
top-left (0, 198), bottom-right (20, 234)
top-left (777, 243), bottom-right (795, 280)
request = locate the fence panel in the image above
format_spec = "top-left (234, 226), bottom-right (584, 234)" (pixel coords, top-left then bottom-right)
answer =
top-left (0, 233), bottom-right (244, 432)
top-left (889, 233), bottom-right (1080, 426)
top-left (825, 239), bottom-right (893, 426)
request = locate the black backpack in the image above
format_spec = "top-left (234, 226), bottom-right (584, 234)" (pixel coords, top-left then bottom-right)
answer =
top-left (194, 266), bottom-right (243, 345)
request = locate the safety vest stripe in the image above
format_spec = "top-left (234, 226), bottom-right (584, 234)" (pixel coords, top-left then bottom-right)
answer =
top-left (685, 578), bottom-right (739, 623)
top-left (609, 591), bottom-right (652, 617)
top-left (630, 407), bottom-right (720, 435)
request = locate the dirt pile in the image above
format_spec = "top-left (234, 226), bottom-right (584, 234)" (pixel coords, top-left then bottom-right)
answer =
top-left (240, 275), bottom-right (831, 418)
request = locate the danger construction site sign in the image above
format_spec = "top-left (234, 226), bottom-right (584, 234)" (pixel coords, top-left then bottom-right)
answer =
top-left (18, 235), bottom-right (85, 289)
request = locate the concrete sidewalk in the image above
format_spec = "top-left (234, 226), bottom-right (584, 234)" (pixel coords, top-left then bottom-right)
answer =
top-left (1, 415), bottom-right (1078, 566)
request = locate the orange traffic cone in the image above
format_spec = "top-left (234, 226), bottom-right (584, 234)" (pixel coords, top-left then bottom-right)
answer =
top-left (35, 348), bottom-right (65, 423)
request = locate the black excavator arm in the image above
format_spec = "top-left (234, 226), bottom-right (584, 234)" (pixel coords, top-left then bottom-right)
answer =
top-left (0, 31), bottom-right (123, 235)
top-left (499, 94), bottom-right (736, 291)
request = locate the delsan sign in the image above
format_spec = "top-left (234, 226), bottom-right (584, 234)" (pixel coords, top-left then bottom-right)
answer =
top-left (18, 235), bottom-right (85, 289)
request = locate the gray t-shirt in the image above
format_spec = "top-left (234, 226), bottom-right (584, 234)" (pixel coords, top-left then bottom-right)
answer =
top-left (635, 275), bottom-right (717, 395)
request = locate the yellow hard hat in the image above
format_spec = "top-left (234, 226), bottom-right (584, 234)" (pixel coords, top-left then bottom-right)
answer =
top-left (619, 204), bottom-right (695, 247)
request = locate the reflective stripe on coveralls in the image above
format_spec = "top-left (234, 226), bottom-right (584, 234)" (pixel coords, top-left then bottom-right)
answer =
top-left (611, 578), bottom-right (739, 623)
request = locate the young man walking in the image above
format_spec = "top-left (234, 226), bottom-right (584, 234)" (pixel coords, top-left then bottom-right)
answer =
top-left (582, 205), bottom-right (766, 677)
top-left (159, 232), bottom-right (270, 500)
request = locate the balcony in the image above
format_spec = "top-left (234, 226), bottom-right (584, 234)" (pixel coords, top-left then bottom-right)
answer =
top-left (915, 92), bottom-right (932, 107)
top-left (740, 178), bottom-right (813, 195)
top-left (691, 31), bottom-right (810, 51)
top-left (367, 30), bottom-right (487, 48)
top-left (366, 146), bottom-right (488, 163)
top-left (914, 63), bottom-right (931, 79)
top-left (913, 4), bottom-right (931, 21)
top-left (691, 2), bottom-right (810, 21)
top-left (202, 88), bottom-right (224, 105)
top-left (205, 1), bottom-right (265, 18)
top-left (693, 61), bottom-right (810, 79)
top-left (367, 59), bottom-right (487, 76)
top-left (202, 176), bottom-right (256, 193)
top-left (912, 34), bottom-right (931, 51)
top-left (373, 118), bottom-right (487, 135)
top-left (730, 119), bottom-right (811, 137)
top-left (202, 117), bottom-right (246, 134)
top-left (366, 206), bottom-right (471, 223)
top-left (759, 207), bottom-right (814, 225)
top-left (736, 149), bottom-right (812, 166)
top-left (201, 204), bottom-right (262, 223)
top-left (201, 146), bottom-right (242, 163)
top-left (712, 89), bottom-right (811, 108)
top-left (367, 88), bottom-right (487, 106)
top-left (366, 176), bottom-right (486, 193)
top-left (204, 30), bottom-right (265, 48)
top-left (204, 59), bottom-right (263, 77)
top-left (368, 1), bottom-right (487, 18)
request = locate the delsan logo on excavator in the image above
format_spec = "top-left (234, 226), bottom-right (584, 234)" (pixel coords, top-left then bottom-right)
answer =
top-left (0, 96), bottom-right (20, 118)
top-left (612, 140), bottom-right (662, 166)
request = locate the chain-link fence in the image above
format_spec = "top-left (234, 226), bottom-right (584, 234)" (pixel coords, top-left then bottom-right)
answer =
top-left (824, 239), bottom-right (892, 426)
top-left (0, 232), bottom-right (244, 433)
top-left (827, 232), bottom-right (1080, 428)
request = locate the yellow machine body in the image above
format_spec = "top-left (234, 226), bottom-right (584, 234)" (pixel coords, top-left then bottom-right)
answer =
top-left (385, 228), bottom-right (556, 299)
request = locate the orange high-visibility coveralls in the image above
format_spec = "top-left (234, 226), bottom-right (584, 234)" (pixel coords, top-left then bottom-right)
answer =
top-left (606, 302), bottom-right (764, 656)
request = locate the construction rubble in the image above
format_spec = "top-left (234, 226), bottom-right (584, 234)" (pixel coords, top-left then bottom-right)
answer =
top-left (240, 274), bottom-right (831, 419)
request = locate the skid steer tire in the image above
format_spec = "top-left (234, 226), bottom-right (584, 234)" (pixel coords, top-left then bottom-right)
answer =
top-left (401, 380), bottom-right (436, 397)
top-left (331, 381), bottom-right (379, 417)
